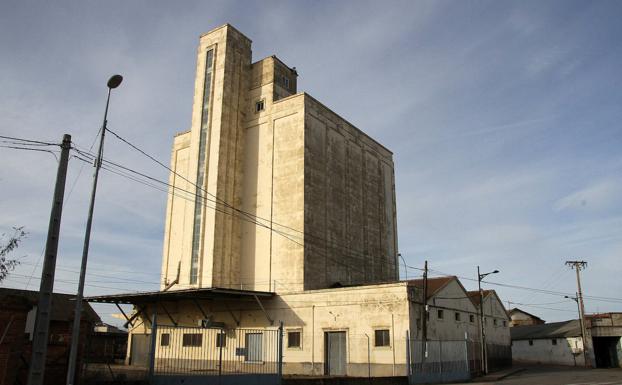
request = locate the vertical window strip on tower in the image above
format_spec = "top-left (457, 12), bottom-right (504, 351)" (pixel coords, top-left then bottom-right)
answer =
top-left (190, 48), bottom-right (214, 284)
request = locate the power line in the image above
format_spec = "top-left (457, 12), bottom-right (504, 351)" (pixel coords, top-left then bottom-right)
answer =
top-left (70, 149), bottom-right (392, 280)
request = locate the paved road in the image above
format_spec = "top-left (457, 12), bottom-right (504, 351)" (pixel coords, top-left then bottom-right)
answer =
top-left (465, 365), bottom-right (622, 385)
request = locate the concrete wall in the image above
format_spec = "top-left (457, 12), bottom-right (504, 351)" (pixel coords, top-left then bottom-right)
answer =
top-left (482, 293), bottom-right (511, 346)
top-left (512, 337), bottom-right (585, 366)
top-left (410, 280), bottom-right (480, 342)
top-left (160, 26), bottom-right (397, 293)
top-left (303, 95), bottom-right (398, 290)
top-left (128, 283), bottom-right (411, 377)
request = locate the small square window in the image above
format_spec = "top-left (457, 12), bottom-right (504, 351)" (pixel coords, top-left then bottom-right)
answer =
top-left (216, 332), bottom-right (226, 348)
top-left (288, 331), bottom-right (301, 348)
top-left (374, 329), bottom-right (390, 347)
top-left (529, 339), bottom-right (533, 346)
top-left (552, 339), bottom-right (557, 345)
top-left (455, 312), bottom-right (461, 321)
top-left (469, 314), bottom-right (475, 323)
top-left (437, 310), bottom-right (444, 319)
top-left (503, 320), bottom-right (507, 327)
top-left (182, 333), bottom-right (202, 347)
top-left (255, 100), bottom-right (265, 112)
top-left (160, 333), bottom-right (170, 347)
top-left (494, 319), bottom-right (498, 326)
top-left (282, 76), bottom-right (290, 89)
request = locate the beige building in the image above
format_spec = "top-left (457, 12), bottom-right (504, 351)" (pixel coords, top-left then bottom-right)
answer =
top-left (87, 24), bottom-right (510, 380)
top-left (160, 24), bottom-right (398, 294)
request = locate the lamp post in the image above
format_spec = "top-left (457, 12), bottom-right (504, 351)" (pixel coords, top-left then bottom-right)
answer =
top-left (478, 266), bottom-right (499, 374)
top-left (565, 294), bottom-right (589, 367)
top-left (66, 75), bottom-right (123, 385)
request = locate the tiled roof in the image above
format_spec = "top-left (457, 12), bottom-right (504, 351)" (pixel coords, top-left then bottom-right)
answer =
top-left (407, 276), bottom-right (455, 299)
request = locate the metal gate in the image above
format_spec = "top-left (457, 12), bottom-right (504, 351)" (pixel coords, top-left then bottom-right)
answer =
top-left (150, 323), bottom-right (282, 385)
top-left (325, 331), bottom-right (347, 376)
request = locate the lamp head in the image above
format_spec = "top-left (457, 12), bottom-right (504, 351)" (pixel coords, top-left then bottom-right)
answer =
top-left (492, 270), bottom-right (499, 274)
top-left (107, 74), bottom-right (123, 89)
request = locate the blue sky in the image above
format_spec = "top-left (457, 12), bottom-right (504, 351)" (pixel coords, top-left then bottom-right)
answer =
top-left (1, 0), bottom-right (621, 326)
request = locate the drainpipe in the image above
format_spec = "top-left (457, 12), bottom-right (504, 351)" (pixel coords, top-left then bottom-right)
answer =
top-left (311, 305), bottom-right (315, 375)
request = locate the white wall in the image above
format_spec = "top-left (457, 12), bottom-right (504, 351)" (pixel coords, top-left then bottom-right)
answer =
top-left (512, 337), bottom-right (585, 366)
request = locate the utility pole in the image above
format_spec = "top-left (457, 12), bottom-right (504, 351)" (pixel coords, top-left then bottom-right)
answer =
top-left (421, 260), bottom-right (428, 362)
top-left (27, 134), bottom-right (72, 385)
top-left (66, 75), bottom-right (123, 385)
top-left (566, 260), bottom-right (590, 367)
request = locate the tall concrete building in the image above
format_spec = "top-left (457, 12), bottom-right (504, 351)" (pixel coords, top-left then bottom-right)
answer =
top-left (88, 25), bottom-right (511, 380)
top-left (160, 24), bottom-right (398, 293)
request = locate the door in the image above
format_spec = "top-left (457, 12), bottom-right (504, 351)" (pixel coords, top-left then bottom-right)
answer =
top-left (130, 333), bottom-right (151, 366)
top-left (245, 332), bottom-right (263, 362)
top-left (325, 331), bottom-right (347, 375)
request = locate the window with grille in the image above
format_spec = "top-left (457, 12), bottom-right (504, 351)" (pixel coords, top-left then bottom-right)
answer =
top-left (216, 332), bottom-right (226, 348)
top-left (160, 333), bottom-right (170, 347)
top-left (182, 333), bottom-right (202, 347)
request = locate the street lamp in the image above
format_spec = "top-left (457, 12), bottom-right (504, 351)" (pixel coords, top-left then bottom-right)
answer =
top-left (478, 266), bottom-right (499, 375)
top-left (565, 294), bottom-right (589, 367)
top-left (398, 253), bottom-right (407, 280)
top-left (66, 75), bottom-right (123, 385)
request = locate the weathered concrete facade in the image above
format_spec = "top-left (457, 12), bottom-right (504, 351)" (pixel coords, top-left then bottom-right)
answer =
top-left (160, 24), bottom-right (398, 293)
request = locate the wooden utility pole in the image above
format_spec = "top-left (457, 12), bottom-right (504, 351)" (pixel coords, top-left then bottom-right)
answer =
top-left (566, 260), bottom-right (590, 367)
top-left (27, 134), bottom-right (72, 385)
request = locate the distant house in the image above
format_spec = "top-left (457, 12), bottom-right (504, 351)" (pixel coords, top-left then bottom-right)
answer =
top-left (511, 320), bottom-right (584, 366)
top-left (87, 323), bottom-right (128, 364)
top-left (0, 288), bottom-right (100, 385)
top-left (508, 308), bottom-right (545, 327)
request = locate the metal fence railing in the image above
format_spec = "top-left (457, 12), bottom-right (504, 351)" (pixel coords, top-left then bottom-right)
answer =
top-left (153, 325), bottom-right (282, 376)
top-left (408, 339), bottom-right (474, 384)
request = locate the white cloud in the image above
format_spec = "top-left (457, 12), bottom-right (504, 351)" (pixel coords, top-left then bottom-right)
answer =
top-left (553, 179), bottom-right (622, 213)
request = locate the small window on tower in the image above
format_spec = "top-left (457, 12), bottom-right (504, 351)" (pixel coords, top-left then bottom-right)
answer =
top-left (255, 100), bottom-right (265, 113)
top-left (469, 314), bottom-right (475, 323)
top-left (374, 329), bottom-right (390, 347)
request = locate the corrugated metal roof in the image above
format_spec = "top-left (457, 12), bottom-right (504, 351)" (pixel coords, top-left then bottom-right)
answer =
top-left (85, 287), bottom-right (274, 304)
top-left (510, 319), bottom-right (581, 340)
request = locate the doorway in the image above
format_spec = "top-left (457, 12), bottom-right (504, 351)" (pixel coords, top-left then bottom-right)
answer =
top-left (130, 333), bottom-right (151, 366)
top-left (324, 331), bottom-right (347, 375)
top-left (593, 336), bottom-right (621, 368)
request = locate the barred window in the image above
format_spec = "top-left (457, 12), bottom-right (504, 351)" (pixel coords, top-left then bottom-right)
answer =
top-left (216, 332), bottom-right (226, 348)
top-left (182, 333), bottom-right (202, 347)
top-left (160, 333), bottom-right (170, 347)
